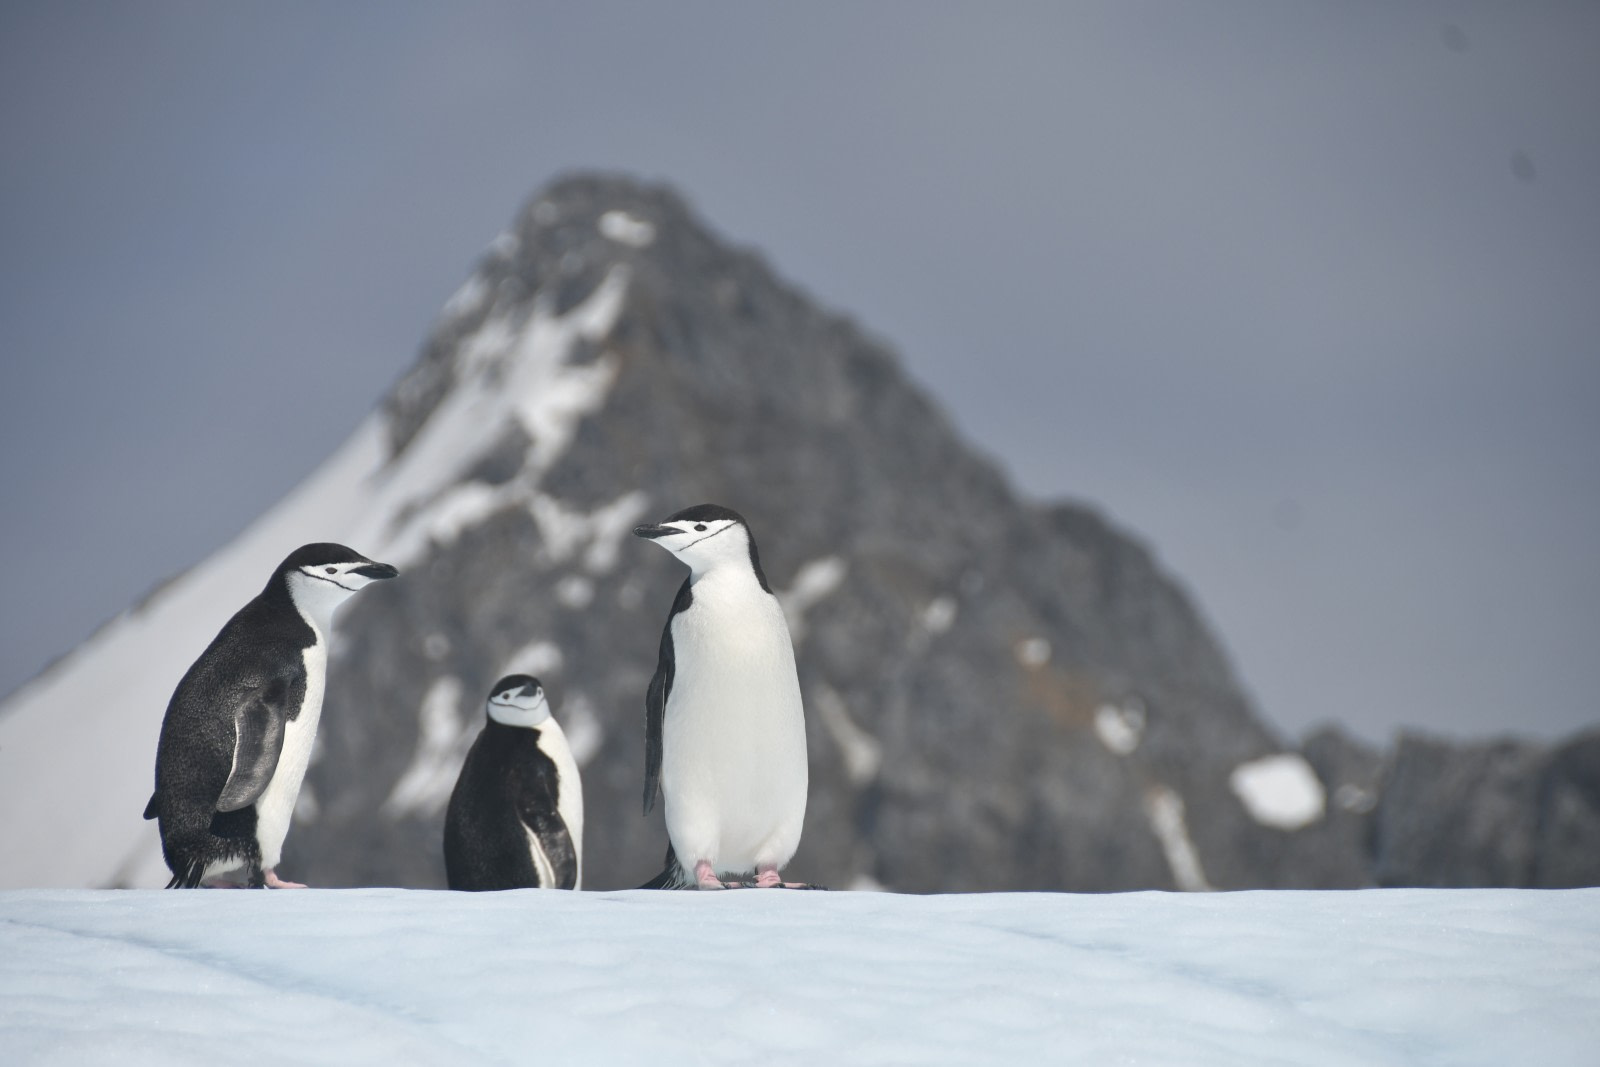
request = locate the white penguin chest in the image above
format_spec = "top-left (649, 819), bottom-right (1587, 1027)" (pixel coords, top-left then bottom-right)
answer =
top-left (254, 641), bottom-right (326, 867)
top-left (661, 577), bottom-right (807, 864)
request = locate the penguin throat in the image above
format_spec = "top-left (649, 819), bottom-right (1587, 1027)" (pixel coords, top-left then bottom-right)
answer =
top-left (286, 574), bottom-right (354, 635)
top-left (488, 701), bottom-right (551, 728)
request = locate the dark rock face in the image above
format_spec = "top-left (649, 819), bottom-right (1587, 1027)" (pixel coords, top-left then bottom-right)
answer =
top-left (1372, 730), bottom-right (1600, 888)
top-left (281, 173), bottom-right (1596, 892)
top-left (1536, 733), bottom-right (1600, 887)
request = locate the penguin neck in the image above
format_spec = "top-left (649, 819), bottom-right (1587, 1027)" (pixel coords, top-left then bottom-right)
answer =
top-left (685, 535), bottom-right (772, 593)
top-left (280, 573), bottom-right (351, 638)
top-left (688, 557), bottom-right (770, 597)
top-left (486, 703), bottom-right (551, 730)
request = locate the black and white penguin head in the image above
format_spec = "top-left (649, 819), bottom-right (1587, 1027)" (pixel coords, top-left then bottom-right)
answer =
top-left (278, 543), bottom-right (398, 627)
top-left (485, 675), bottom-right (551, 728)
top-left (633, 504), bottom-right (765, 581)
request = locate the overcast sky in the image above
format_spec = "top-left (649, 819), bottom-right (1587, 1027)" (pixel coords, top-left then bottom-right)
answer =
top-left (2, 2), bottom-right (1596, 744)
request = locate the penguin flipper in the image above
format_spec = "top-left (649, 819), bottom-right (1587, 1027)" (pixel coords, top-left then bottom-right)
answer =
top-left (215, 681), bottom-right (289, 813)
top-left (643, 578), bottom-right (691, 814)
top-left (515, 762), bottom-right (578, 888)
top-left (522, 811), bottom-right (579, 890)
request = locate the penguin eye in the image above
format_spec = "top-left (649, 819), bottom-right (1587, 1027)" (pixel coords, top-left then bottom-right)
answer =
top-left (325, 566), bottom-right (337, 574)
top-left (694, 524), bottom-right (707, 532)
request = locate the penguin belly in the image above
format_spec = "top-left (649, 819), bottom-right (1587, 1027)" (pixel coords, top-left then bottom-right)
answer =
top-left (253, 644), bottom-right (326, 871)
top-left (661, 603), bottom-right (807, 875)
top-left (539, 727), bottom-right (585, 890)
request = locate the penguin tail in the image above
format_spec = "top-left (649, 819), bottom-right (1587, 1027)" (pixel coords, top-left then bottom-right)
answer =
top-left (637, 867), bottom-right (682, 890)
top-left (166, 857), bottom-right (205, 889)
top-left (142, 793), bottom-right (159, 821)
top-left (161, 810), bottom-right (259, 889)
top-left (637, 843), bottom-right (691, 890)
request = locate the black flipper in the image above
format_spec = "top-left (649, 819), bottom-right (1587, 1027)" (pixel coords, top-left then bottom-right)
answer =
top-left (215, 678), bottom-right (290, 813)
top-left (523, 811), bottom-right (579, 890)
top-left (643, 577), bottom-right (691, 814)
top-left (511, 749), bottom-right (580, 889)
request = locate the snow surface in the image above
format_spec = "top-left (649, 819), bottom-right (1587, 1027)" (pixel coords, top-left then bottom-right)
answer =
top-left (0, 265), bottom-right (635, 890)
top-left (2, 888), bottom-right (1596, 1066)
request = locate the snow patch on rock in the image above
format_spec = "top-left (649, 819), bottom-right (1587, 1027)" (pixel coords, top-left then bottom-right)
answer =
top-left (502, 640), bottom-right (564, 679)
top-left (599, 209), bottom-right (656, 247)
top-left (383, 677), bottom-right (471, 818)
top-left (1094, 700), bottom-right (1145, 756)
top-left (1015, 637), bottom-right (1051, 668)
top-left (558, 692), bottom-right (604, 768)
top-left (921, 596), bottom-right (958, 635)
top-left (1230, 754), bottom-right (1327, 831)
top-left (777, 556), bottom-right (847, 645)
top-left (815, 684), bottom-right (881, 786)
top-left (1144, 784), bottom-right (1214, 891)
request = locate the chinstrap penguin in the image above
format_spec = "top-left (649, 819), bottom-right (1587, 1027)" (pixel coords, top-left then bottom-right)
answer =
top-left (634, 504), bottom-right (811, 889)
top-left (444, 675), bottom-right (584, 891)
top-left (143, 543), bottom-right (397, 888)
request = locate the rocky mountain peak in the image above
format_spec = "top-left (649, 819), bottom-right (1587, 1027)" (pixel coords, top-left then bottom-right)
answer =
top-left (3, 173), bottom-right (1591, 892)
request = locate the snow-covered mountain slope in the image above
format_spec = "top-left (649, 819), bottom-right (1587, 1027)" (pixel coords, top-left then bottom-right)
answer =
top-left (4, 888), bottom-right (1597, 1066)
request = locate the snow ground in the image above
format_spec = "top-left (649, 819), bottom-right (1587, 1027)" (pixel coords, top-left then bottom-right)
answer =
top-left (3, 888), bottom-right (1596, 1066)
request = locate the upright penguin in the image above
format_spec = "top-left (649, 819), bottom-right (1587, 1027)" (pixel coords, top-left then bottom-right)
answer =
top-left (144, 543), bottom-right (397, 888)
top-left (634, 504), bottom-right (809, 889)
top-left (444, 675), bottom-right (584, 891)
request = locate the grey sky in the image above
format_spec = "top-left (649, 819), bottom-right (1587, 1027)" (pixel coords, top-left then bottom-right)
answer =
top-left (2, 3), bottom-right (1596, 744)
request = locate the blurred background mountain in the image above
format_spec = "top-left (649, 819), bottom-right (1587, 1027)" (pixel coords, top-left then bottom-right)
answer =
top-left (5, 174), bottom-right (1598, 891)
top-left (1, 5), bottom-right (1596, 889)
top-left (297, 176), bottom-right (1600, 891)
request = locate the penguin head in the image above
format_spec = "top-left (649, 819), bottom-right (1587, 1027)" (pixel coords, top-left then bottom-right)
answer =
top-left (485, 674), bottom-right (551, 728)
top-left (633, 504), bottom-right (762, 579)
top-left (279, 543), bottom-right (398, 627)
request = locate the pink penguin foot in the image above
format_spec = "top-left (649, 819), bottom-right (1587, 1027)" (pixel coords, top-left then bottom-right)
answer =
top-left (263, 869), bottom-right (307, 889)
top-left (692, 860), bottom-right (749, 890)
top-left (694, 860), bottom-right (725, 890)
top-left (756, 865), bottom-right (822, 890)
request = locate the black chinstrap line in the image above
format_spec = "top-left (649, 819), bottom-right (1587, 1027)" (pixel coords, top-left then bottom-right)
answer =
top-left (300, 569), bottom-right (359, 593)
top-left (680, 522), bottom-right (737, 553)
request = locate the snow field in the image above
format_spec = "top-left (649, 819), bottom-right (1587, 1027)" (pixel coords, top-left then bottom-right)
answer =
top-left (3, 888), bottom-right (1597, 1066)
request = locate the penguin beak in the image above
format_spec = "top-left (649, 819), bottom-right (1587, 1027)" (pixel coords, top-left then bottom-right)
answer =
top-left (633, 524), bottom-right (676, 540)
top-left (353, 562), bottom-right (399, 580)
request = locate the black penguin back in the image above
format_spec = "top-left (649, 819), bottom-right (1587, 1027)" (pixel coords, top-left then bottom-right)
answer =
top-left (148, 577), bottom-right (315, 886)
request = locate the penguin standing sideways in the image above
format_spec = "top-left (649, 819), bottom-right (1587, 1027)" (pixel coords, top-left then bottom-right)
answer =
top-left (444, 675), bottom-right (584, 891)
top-left (143, 543), bottom-right (397, 888)
top-left (634, 504), bottom-right (810, 889)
